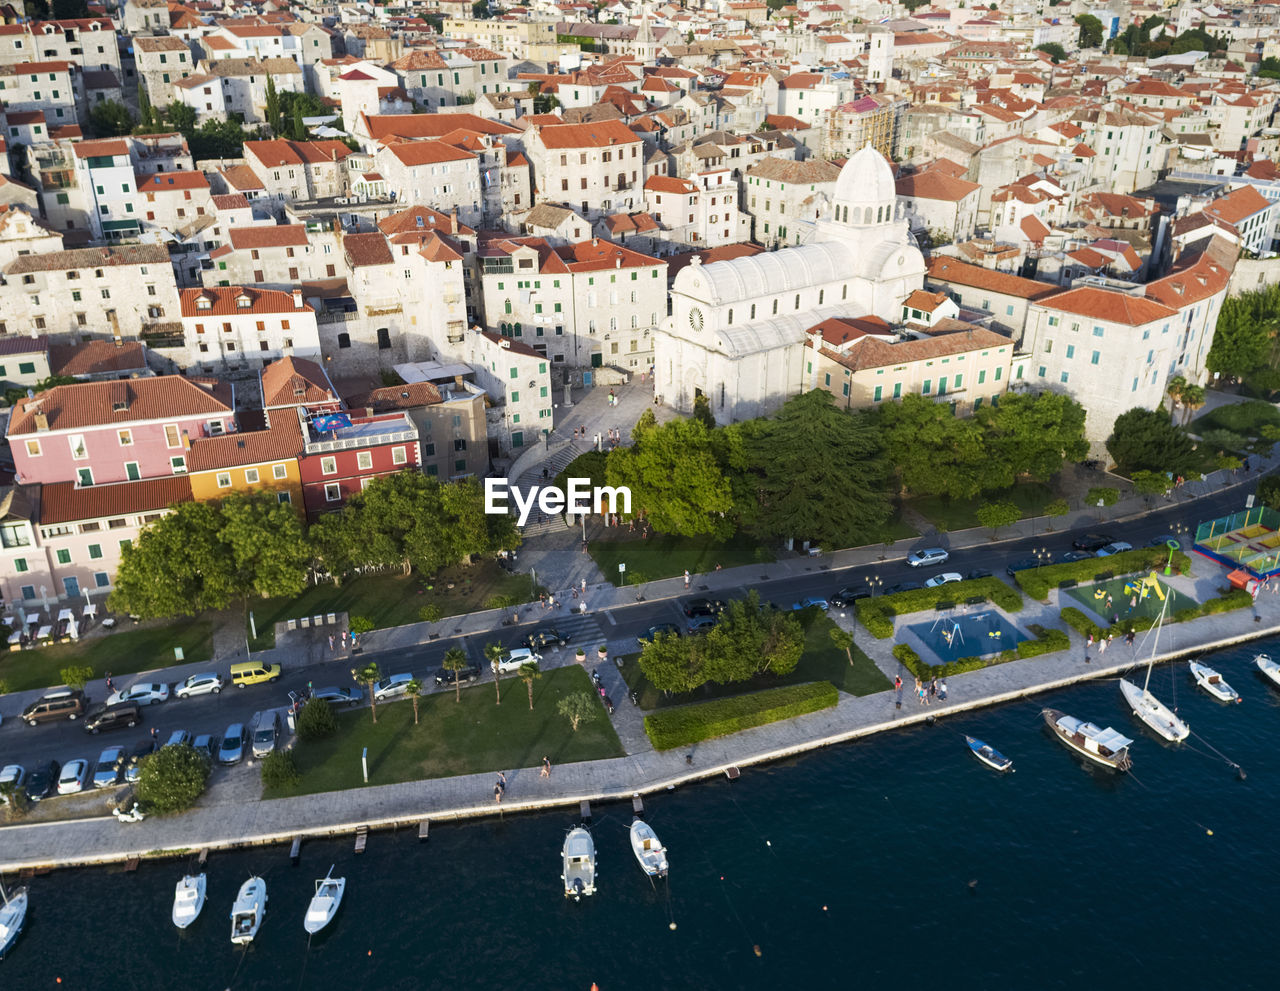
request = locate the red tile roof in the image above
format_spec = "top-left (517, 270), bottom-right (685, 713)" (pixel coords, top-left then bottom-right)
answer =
top-left (1204, 184), bottom-right (1271, 226)
top-left (927, 256), bottom-right (1060, 301)
top-left (180, 286), bottom-right (308, 317)
top-left (40, 476), bottom-right (193, 526)
top-left (187, 411), bottom-right (304, 471)
top-left (49, 340), bottom-right (147, 377)
top-left (534, 119), bottom-right (640, 149)
top-left (9, 376), bottom-right (233, 435)
top-left (261, 356), bottom-right (337, 409)
top-left (137, 170), bottom-right (210, 192)
top-left (228, 225), bottom-right (308, 250)
top-left (1039, 286), bottom-right (1177, 326)
top-left (384, 140), bottom-right (474, 166)
top-left (896, 170), bottom-right (981, 202)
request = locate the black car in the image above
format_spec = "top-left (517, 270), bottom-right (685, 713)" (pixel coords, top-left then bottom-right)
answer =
top-left (682, 598), bottom-right (726, 618)
top-left (24, 760), bottom-right (61, 802)
top-left (964, 570), bottom-right (992, 581)
top-left (1147, 533), bottom-right (1183, 548)
top-left (636, 623), bottom-right (680, 647)
top-left (83, 702), bottom-right (142, 735)
top-left (435, 664), bottom-right (481, 687)
top-left (886, 581), bottom-right (923, 595)
top-left (1006, 558), bottom-right (1041, 577)
top-left (1060, 550), bottom-right (1094, 563)
top-left (521, 627), bottom-right (568, 650)
top-left (1072, 532), bottom-right (1115, 552)
top-left (830, 585), bottom-right (871, 607)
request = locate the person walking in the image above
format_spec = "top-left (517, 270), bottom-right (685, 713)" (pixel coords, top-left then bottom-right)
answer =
top-left (683, 569), bottom-right (691, 589)
top-left (541, 756), bottom-right (551, 778)
top-left (939, 680), bottom-right (948, 702)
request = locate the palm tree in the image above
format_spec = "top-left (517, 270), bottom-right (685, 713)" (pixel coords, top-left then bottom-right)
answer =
top-left (485, 642), bottom-right (504, 705)
top-left (356, 662), bottom-right (383, 724)
top-left (405, 678), bottom-right (422, 725)
top-left (442, 647), bottom-right (468, 702)
top-left (1180, 384), bottom-right (1206, 426)
top-left (828, 626), bottom-right (854, 666)
top-left (1166, 374), bottom-right (1186, 419)
top-left (518, 661), bottom-right (541, 710)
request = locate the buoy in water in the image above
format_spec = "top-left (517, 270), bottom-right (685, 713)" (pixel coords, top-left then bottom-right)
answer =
top-left (765, 840), bottom-right (771, 847)
top-left (1207, 829), bottom-right (1214, 836)
top-left (669, 922), bottom-right (677, 930)
top-left (753, 945), bottom-right (762, 958)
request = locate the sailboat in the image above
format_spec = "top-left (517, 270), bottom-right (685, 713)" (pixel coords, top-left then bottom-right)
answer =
top-left (171, 873), bottom-right (206, 929)
top-left (1119, 594), bottom-right (1189, 742)
top-left (303, 867), bottom-right (345, 935)
top-left (0, 880), bottom-right (28, 958)
top-left (229, 876), bottom-right (267, 945)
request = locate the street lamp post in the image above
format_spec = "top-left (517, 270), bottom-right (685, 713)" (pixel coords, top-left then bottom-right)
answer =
top-left (869, 575), bottom-right (884, 596)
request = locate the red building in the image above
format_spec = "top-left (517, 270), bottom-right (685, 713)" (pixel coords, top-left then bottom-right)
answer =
top-left (296, 408), bottom-right (420, 520)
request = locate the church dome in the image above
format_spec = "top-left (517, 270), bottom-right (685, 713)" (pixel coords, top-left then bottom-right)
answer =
top-left (830, 144), bottom-right (897, 227)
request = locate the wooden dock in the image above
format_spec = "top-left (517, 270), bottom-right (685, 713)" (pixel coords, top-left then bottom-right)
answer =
top-left (579, 800), bottom-right (591, 822)
top-left (418, 819), bottom-right (430, 841)
top-left (289, 835), bottom-right (302, 863)
top-left (631, 794), bottom-right (644, 817)
top-left (354, 826), bottom-right (368, 854)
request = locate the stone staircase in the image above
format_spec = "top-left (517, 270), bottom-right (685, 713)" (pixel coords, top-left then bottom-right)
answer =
top-left (514, 439), bottom-right (592, 536)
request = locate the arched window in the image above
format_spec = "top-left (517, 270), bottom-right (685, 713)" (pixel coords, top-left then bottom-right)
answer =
top-left (819, 289), bottom-right (825, 305)
top-left (771, 299), bottom-right (778, 315)
top-left (728, 308), bottom-right (734, 324)
top-left (877, 206), bottom-right (884, 223)
top-left (504, 299), bottom-right (512, 315)
top-left (750, 304), bottom-right (756, 319)
top-left (864, 207), bottom-right (873, 224)
top-left (842, 284), bottom-right (848, 301)
top-left (794, 294), bottom-right (801, 310)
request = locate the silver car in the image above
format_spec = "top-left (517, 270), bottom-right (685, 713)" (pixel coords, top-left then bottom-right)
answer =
top-left (91, 746), bottom-right (125, 788)
top-left (907, 548), bottom-right (950, 568)
top-left (218, 724), bottom-right (246, 765)
top-left (372, 673), bottom-right (415, 702)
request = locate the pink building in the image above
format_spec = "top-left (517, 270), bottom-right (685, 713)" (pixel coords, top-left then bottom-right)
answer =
top-left (6, 375), bottom-right (235, 487)
top-left (296, 408), bottom-right (419, 520)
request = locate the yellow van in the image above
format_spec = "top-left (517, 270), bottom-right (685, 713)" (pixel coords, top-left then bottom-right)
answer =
top-left (230, 662), bottom-right (282, 689)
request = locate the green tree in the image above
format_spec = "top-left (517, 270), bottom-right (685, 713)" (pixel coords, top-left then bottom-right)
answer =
top-left (89, 99), bottom-right (136, 137)
top-left (638, 629), bottom-right (705, 693)
top-left (1131, 470), bottom-right (1170, 503)
top-left (692, 393), bottom-right (716, 430)
top-left (59, 665), bottom-right (95, 692)
top-left (902, 0), bottom-right (929, 10)
top-left (1257, 475), bottom-right (1280, 511)
top-left (1106, 407), bottom-right (1197, 475)
top-left (978, 391), bottom-right (1089, 483)
top-left (1036, 42), bottom-right (1066, 62)
top-left (265, 76), bottom-right (280, 134)
top-left (418, 603), bottom-right (443, 623)
top-left (137, 743), bottom-right (210, 814)
top-left (0, 780), bottom-right (30, 821)
top-left (1075, 13), bottom-right (1104, 48)
top-left (290, 102), bottom-right (306, 141)
top-left (260, 750), bottom-right (300, 788)
top-left (53, 0), bottom-right (89, 15)
top-left (164, 101), bottom-right (197, 135)
top-left (484, 642), bottom-right (503, 705)
top-left (1260, 56), bottom-right (1280, 79)
top-left (136, 84), bottom-right (156, 131)
top-left (1179, 384), bottom-right (1206, 426)
top-left (1208, 292), bottom-right (1276, 380)
top-left (1043, 498), bottom-right (1069, 531)
top-left (879, 394), bottom-right (990, 499)
top-left (1165, 374), bottom-right (1187, 418)
top-left (349, 616), bottom-right (375, 635)
top-left (828, 626), bottom-right (854, 665)
top-left (472, 0), bottom-right (490, 16)
top-left (557, 691), bottom-right (599, 732)
top-left (355, 662), bottom-right (383, 723)
top-left (442, 647), bottom-right (469, 702)
top-left (405, 678), bottom-right (423, 725)
top-left (296, 697), bottom-right (339, 741)
top-left (109, 501), bottom-right (238, 618)
top-left (518, 661), bottom-right (541, 710)
top-left (975, 500), bottom-right (1021, 539)
top-left (1086, 486), bottom-right (1120, 510)
top-left (219, 491), bottom-right (310, 600)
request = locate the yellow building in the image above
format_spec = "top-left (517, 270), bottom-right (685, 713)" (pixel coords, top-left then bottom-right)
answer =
top-left (803, 316), bottom-right (1014, 414)
top-left (186, 411), bottom-right (304, 511)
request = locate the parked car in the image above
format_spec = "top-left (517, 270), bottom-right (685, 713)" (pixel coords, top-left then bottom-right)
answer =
top-left (521, 627), bottom-right (568, 650)
top-left (1148, 533), bottom-right (1183, 548)
top-left (791, 597), bottom-right (829, 611)
top-left (124, 739), bottom-right (155, 783)
top-left (925, 572), bottom-right (963, 588)
top-left (83, 702), bottom-right (142, 735)
top-left (164, 730), bottom-right (192, 749)
top-left (22, 689), bottom-right (86, 726)
top-left (1071, 532), bottom-right (1115, 552)
top-left (687, 614), bottom-right (718, 633)
top-left (24, 760), bottom-right (61, 802)
top-left (495, 647), bottom-right (541, 674)
top-left (56, 759), bottom-right (90, 795)
top-left (1095, 541), bottom-right (1134, 557)
top-left (435, 664), bottom-right (480, 687)
top-left (682, 598), bottom-right (726, 618)
top-left (105, 682), bottom-right (169, 707)
top-left (1005, 559), bottom-right (1041, 577)
top-left (0, 764), bottom-right (26, 803)
top-left (887, 581), bottom-right (923, 595)
top-left (174, 672), bottom-right (224, 698)
top-left (310, 686), bottom-right (364, 707)
top-left (92, 746), bottom-right (125, 788)
top-left (1060, 550), bottom-right (1094, 563)
top-left (830, 586), bottom-right (871, 607)
top-left (372, 673), bottom-right (415, 701)
top-left (218, 724), bottom-right (246, 765)
top-left (637, 623), bottom-right (681, 646)
top-left (965, 569), bottom-right (993, 581)
top-left (250, 711), bottom-right (281, 758)
top-left (192, 734), bottom-right (218, 764)
top-left (906, 548), bottom-right (949, 568)
top-left (230, 662), bottom-right (282, 689)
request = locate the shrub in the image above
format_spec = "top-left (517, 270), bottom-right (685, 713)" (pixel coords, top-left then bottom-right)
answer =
top-left (0, 781), bottom-right (29, 820)
top-left (892, 643), bottom-right (920, 669)
top-left (137, 743), bottom-right (210, 815)
top-left (348, 615), bottom-right (375, 635)
top-left (1201, 587), bottom-right (1253, 614)
top-left (856, 598), bottom-right (895, 638)
top-left (296, 697), bottom-right (339, 741)
top-left (418, 604), bottom-right (442, 623)
top-left (260, 750), bottom-right (301, 789)
top-left (643, 682), bottom-right (837, 750)
top-left (1014, 548), bottom-right (1190, 599)
top-left (1060, 606), bottom-right (1103, 640)
top-left (1016, 627), bottom-right (1069, 658)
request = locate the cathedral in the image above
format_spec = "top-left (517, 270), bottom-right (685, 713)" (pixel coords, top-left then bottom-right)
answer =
top-left (653, 145), bottom-right (927, 423)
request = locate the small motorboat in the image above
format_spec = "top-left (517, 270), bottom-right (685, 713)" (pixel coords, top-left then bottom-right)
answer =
top-left (561, 826), bottom-right (597, 900)
top-left (965, 735), bottom-right (1013, 772)
top-left (172, 873), bottom-right (206, 929)
top-left (0, 881), bottom-right (28, 958)
top-left (629, 819), bottom-right (669, 878)
top-left (1256, 653), bottom-right (1280, 689)
top-left (1043, 708), bottom-right (1133, 771)
top-left (229, 876), bottom-right (267, 945)
top-left (1189, 660), bottom-right (1241, 704)
top-left (303, 867), bottom-right (345, 935)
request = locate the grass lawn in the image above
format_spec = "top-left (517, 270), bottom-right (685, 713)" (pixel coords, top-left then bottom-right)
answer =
top-left (588, 532), bottom-right (774, 585)
top-left (907, 482), bottom-right (1056, 532)
top-left (1065, 577), bottom-right (1197, 624)
top-left (248, 562), bottom-right (543, 650)
top-left (618, 609), bottom-right (890, 710)
top-left (0, 621), bottom-right (213, 694)
top-left (881, 510), bottom-right (919, 542)
top-left (263, 665), bottom-right (624, 798)
top-left (1192, 400), bottom-right (1280, 437)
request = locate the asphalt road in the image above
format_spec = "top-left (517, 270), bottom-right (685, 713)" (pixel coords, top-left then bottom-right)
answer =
top-left (0, 482), bottom-right (1249, 778)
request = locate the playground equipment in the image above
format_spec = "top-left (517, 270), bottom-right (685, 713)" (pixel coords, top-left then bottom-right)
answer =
top-left (930, 613), bottom-right (965, 650)
top-left (1122, 571), bottom-right (1166, 602)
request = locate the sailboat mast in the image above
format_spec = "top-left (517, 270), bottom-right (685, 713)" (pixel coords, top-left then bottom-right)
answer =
top-left (1143, 589), bottom-right (1171, 693)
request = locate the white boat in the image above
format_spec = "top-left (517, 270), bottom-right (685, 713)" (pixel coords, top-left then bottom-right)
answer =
top-left (1256, 653), bottom-right (1280, 689)
top-left (229, 876), bottom-right (267, 945)
top-left (0, 881), bottom-right (27, 958)
top-left (629, 819), bottom-right (669, 878)
top-left (1120, 594), bottom-right (1189, 743)
top-left (1189, 661), bottom-right (1241, 704)
top-left (561, 826), bottom-right (597, 900)
top-left (303, 867), bottom-right (345, 936)
top-left (1043, 708), bottom-right (1133, 771)
top-left (171, 873), bottom-right (206, 929)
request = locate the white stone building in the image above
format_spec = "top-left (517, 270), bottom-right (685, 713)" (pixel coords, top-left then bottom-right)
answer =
top-left (522, 119), bottom-right (646, 220)
top-left (178, 285), bottom-right (322, 371)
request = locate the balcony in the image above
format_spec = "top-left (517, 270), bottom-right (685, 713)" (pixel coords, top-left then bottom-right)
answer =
top-left (303, 411), bottom-right (417, 455)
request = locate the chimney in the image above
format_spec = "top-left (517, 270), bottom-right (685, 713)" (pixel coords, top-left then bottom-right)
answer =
top-left (34, 413), bottom-right (49, 432)
top-left (615, 255), bottom-right (621, 268)
top-left (293, 288), bottom-right (304, 309)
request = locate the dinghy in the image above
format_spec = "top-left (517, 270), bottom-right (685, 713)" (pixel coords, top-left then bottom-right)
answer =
top-left (229, 876), bottom-right (267, 945)
top-left (303, 867), bottom-right (345, 936)
top-left (629, 819), bottom-right (669, 878)
top-left (172, 873), bottom-right (206, 929)
top-left (965, 735), bottom-right (1013, 772)
top-left (1189, 661), bottom-right (1241, 704)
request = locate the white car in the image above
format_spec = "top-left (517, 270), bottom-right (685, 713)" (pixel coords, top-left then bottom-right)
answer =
top-left (106, 682), bottom-right (170, 706)
top-left (0, 764), bottom-right (25, 803)
top-left (1094, 541), bottom-right (1134, 557)
top-left (495, 647), bottom-right (542, 674)
top-left (174, 672), bottom-right (223, 698)
top-left (56, 759), bottom-right (90, 795)
top-left (907, 548), bottom-right (950, 568)
top-left (372, 673), bottom-right (415, 702)
top-left (925, 572), bottom-right (963, 588)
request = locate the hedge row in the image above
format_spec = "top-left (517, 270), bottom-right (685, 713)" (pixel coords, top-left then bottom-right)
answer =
top-left (1062, 587), bottom-right (1253, 640)
top-left (856, 578), bottom-right (1024, 639)
top-left (1014, 547), bottom-right (1191, 600)
top-left (643, 682), bottom-right (839, 751)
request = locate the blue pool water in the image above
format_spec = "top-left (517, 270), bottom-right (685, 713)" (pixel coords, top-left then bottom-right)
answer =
top-left (908, 609), bottom-right (1028, 662)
